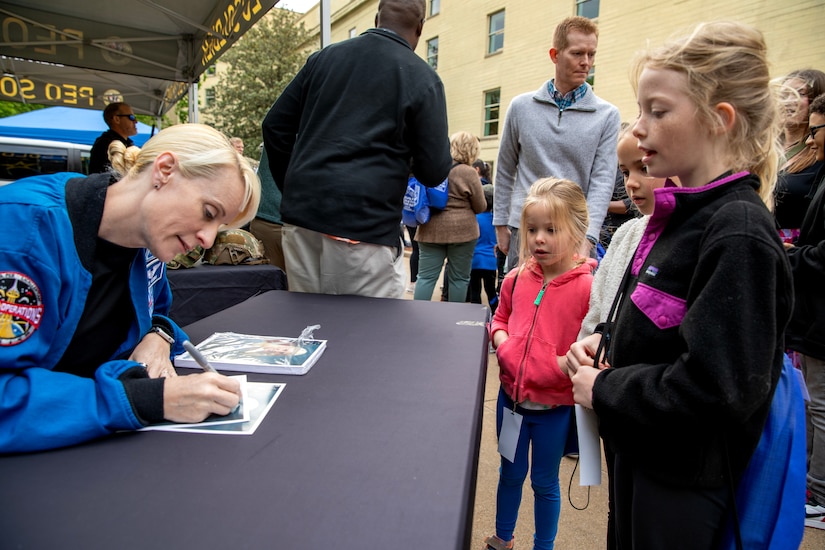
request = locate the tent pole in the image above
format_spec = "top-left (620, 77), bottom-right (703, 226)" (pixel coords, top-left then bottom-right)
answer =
top-left (320, 0), bottom-right (331, 48)
top-left (188, 82), bottom-right (199, 123)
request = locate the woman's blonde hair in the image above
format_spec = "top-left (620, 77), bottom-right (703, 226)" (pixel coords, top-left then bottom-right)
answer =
top-left (631, 21), bottom-right (781, 208)
top-left (776, 69), bottom-right (825, 174)
top-left (108, 124), bottom-right (260, 228)
top-left (450, 131), bottom-right (480, 166)
top-left (518, 177), bottom-right (589, 265)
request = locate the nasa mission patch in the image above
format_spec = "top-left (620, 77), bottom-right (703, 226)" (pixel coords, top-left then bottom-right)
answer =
top-left (0, 272), bottom-right (44, 346)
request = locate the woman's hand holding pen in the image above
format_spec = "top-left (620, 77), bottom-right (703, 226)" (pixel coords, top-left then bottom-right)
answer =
top-left (162, 373), bottom-right (242, 423)
top-left (566, 333), bottom-right (608, 409)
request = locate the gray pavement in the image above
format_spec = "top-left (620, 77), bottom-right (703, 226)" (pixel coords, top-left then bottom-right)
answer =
top-left (402, 248), bottom-right (825, 549)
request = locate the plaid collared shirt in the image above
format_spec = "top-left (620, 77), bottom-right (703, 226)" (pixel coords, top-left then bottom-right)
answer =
top-left (547, 80), bottom-right (588, 111)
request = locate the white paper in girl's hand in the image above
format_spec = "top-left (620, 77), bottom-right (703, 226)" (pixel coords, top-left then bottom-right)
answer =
top-left (575, 404), bottom-right (602, 485)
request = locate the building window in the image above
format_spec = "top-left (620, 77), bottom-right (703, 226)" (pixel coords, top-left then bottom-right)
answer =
top-left (487, 10), bottom-right (504, 55)
top-left (205, 65), bottom-right (217, 77)
top-left (349, 27), bottom-right (357, 39)
top-left (483, 88), bottom-right (500, 137)
top-left (205, 88), bottom-right (216, 107)
top-left (427, 37), bottom-right (439, 70)
top-left (576, 0), bottom-right (600, 19)
top-left (430, 0), bottom-right (440, 16)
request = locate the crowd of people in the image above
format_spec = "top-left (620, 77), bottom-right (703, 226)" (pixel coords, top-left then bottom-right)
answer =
top-left (0, 1), bottom-right (823, 548)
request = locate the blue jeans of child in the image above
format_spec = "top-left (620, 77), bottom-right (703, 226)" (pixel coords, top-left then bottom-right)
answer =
top-left (495, 387), bottom-right (570, 550)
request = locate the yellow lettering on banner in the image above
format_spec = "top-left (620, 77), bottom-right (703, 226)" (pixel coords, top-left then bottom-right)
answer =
top-left (33, 25), bottom-right (57, 55)
top-left (44, 82), bottom-right (60, 101)
top-left (19, 78), bottom-right (35, 100)
top-left (0, 76), bottom-right (93, 105)
top-left (225, 4), bottom-right (238, 34)
top-left (0, 76), bottom-right (18, 98)
top-left (201, 0), bottom-right (260, 68)
top-left (63, 83), bottom-right (78, 104)
top-left (2, 17), bottom-right (28, 49)
top-left (242, 0), bottom-right (263, 21)
top-left (62, 28), bottom-right (84, 60)
top-left (79, 86), bottom-right (94, 106)
top-left (1, 17), bottom-right (84, 60)
top-left (0, 76), bottom-right (36, 100)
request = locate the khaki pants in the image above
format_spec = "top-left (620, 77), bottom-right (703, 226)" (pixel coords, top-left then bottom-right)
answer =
top-left (282, 224), bottom-right (405, 299)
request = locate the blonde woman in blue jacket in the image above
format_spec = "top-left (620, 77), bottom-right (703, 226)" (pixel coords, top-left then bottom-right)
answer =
top-left (0, 124), bottom-right (260, 453)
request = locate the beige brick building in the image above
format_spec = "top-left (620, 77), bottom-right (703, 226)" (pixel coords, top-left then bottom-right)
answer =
top-left (291, 0), bottom-right (824, 170)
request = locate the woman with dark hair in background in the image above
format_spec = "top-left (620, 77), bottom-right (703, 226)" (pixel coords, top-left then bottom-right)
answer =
top-left (775, 69), bottom-right (825, 243)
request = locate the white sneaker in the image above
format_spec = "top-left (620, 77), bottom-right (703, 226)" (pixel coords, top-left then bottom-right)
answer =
top-left (807, 500), bottom-right (825, 517)
top-left (806, 514), bottom-right (825, 530)
top-left (406, 283), bottom-right (416, 294)
top-left (806, 498), bottom-right (825, 529)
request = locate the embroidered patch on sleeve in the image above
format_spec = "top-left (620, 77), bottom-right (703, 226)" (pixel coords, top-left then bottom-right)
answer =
top-left (0, 272), bottom-right (44, 345)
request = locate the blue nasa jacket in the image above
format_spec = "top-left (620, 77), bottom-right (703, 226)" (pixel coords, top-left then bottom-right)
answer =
top-left (0, 173), bottom-right (187, 453)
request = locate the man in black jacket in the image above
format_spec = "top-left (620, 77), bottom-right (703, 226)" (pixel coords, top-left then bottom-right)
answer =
top-left (262, 0), bottom-right (451, 298)
top-left (787, 92), bottom-right (825, 527)
top-left (88, 103), bottom-right (137, 174)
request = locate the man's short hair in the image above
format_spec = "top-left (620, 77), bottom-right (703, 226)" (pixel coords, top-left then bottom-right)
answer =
top-left (553, 16), bottom-right (598, 51)
top-left (811, 93), bottom-right (825, 117)
top-left (103, 102), bottom-right (127, 126)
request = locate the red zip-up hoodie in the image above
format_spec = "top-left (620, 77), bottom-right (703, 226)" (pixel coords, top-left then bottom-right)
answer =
top-left (490, 258), bottom-right (594, 407)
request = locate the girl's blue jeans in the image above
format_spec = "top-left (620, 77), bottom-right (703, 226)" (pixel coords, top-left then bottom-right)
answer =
top-left (495, 387), bottom-right (571, 550)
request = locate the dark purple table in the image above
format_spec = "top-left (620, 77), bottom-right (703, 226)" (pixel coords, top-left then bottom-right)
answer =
top-left (0, 291), bottom-right (489, 549)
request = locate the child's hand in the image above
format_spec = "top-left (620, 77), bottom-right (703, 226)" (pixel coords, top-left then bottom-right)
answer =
top-left (492, 331), bottom-right (508, 350)
top-left (566, 333), bottom-right (605, 376)
top-left (570, 367), bottom-right (600, 409)
top-left (557, 355), bottom-right (569, 376)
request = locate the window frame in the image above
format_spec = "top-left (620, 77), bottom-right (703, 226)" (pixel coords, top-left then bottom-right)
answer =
top-left (426, 36), bottom-right (439, 70)
top-left (204, 87), bottom-right (216, 107)
top-left (483, 88), bottom-right (501, 137)
top-left (487, 10), bottom-right (505, 55)
top-left (576, 0), bottom-right (600, 19)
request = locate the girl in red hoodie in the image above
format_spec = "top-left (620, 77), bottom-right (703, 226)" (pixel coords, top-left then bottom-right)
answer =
top-left (484, 178), bottom-right (594, 550)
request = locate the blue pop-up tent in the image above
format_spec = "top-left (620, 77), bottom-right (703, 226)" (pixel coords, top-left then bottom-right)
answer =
top-left (0, 107), bottom-right (155, 146)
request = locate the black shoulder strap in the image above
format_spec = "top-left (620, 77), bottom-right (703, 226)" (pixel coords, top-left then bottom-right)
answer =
top-left (508, 266), bottom-right (522, 313)
top-left (593, 259), bottom-right (634, 366)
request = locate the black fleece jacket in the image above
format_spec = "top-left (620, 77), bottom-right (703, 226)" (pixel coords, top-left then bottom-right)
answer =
top-left (262, 28), bottom-right (452, 247)
top-left (592, 173), bottom-right (793, 488)
top-left (786, 162), bottom-right (825, 360)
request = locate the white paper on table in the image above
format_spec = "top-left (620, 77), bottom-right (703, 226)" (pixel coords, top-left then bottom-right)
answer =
top-left (575, 404), bottom-right (602, 486)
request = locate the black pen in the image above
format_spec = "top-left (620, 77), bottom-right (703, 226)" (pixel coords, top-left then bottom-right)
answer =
top-left (182, 340), bottom-right (218, 373)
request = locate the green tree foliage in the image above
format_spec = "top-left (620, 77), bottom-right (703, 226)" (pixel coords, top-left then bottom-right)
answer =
top-left (208, 9), bottom-right (311, 156)
top-left (174, 92), bottom-right (189, 124)
top-left (0, 101), bottom-right (45, 118)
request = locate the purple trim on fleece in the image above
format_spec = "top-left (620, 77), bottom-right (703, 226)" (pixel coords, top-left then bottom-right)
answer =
top-left (630, 172), bottom-right (749, 276)
top-left (630, 282), bottom-right (688, 329)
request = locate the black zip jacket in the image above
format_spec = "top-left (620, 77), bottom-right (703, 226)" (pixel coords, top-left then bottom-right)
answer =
top-left (262, 28), bottom-right (452, 247)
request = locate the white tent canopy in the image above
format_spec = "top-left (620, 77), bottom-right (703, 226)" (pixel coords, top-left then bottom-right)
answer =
top-left (0, 0), bottom-right (278, 117)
